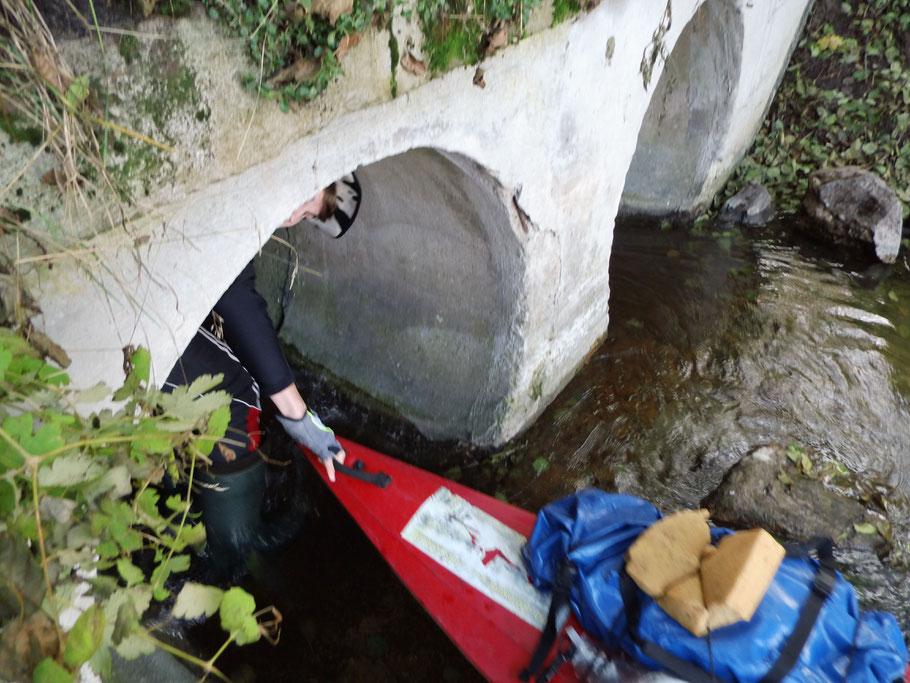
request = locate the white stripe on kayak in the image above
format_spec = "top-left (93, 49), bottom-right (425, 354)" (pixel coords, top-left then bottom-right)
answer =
top-left (401, 487), bottom-right (550, 630)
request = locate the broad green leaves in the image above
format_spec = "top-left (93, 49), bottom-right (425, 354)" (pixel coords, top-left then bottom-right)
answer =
top-left (63, 604), bottom-right (105, 669)
top-left (0, 331), bottom-right (262, 681)
top-left (173, 582), bottom-right (224, 620)
top-left (718, 1), bottom-right (910, 220)
top-left (219, 587), bottom-right (260, 645)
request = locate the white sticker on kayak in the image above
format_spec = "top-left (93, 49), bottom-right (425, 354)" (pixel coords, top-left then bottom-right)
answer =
top-left (401, 487), bottom-right (549, 629)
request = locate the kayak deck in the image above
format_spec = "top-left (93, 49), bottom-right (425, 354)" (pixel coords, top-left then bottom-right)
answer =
top-left (307, 438), bottom-right (578, 682)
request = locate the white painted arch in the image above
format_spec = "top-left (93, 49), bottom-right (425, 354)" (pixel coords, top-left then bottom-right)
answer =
top-left (28, 0), bottom-right (811, 443)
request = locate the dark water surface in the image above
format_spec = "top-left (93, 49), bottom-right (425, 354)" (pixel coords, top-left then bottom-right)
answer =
top-left (192, 216), bottom-right (910, 679)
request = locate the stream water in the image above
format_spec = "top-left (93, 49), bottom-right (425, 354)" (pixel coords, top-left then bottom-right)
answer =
top-left (192, 215), bottom-right (910, 680)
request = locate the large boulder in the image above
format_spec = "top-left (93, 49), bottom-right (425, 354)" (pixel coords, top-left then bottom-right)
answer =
top-left (801, 166), bottom-right (902, 263)
top-left (703, 444), bottom-right (889, 552)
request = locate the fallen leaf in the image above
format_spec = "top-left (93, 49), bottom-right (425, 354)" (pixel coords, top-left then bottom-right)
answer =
top-left (473, 67), bottom-right (486, 88)
top-left (401, 51), bottom-right (427, 77)
top-left (483, 28), bottom-right (508, 57)
top-left (266, 57), bottom-right (322, 87)
top-left (334, 31), bottom-right (362, 59)
top-left (41, 168), bottom-right (64, 187)
top-left (311, 0), bottom-right (353, 25)
top-left (30, 48), bottom-right (72, 92)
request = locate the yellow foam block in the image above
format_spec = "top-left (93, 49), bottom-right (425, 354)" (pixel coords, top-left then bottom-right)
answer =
top-left (701, 528), bottom-right (786, 631)
top-left (626, 509), bottom-right (711, 598)
top-left (657, 574), bottom-right (710, 637)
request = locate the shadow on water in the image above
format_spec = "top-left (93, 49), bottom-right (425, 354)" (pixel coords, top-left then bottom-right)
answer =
top-left (185, 215), bottom-right (910, 676)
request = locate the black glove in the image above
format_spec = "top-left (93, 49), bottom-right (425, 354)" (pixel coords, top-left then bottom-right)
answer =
top-left (276, 410), bottom-right (342, 462)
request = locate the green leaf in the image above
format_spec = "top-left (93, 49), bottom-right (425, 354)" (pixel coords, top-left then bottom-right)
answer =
top-left (63, 604), bottom-right (105, 669)
top-left (38, 454), bottom-right (105, 488)
top-left (196, 404), bottom-right (230, 456)
top-left (785, 442), bottom-right (805, 464)
top-left (853, 522), bottom-right (878, 535)
top-left (114, 633), bottom-right (155, 660)
top-left (173, 582), bottom-right (224, 620)
top-left (33, 657), bottom-right (74, 683)
top-left (130, 348), bottom-right (151, 384)
top-left (165, 494), bottom-right (184, 512)
top-left (88, 644), bottom-right (112, 681)
top-left (150, 554), bottom-right (191, 600)
top-left (532, 457), bottom-right (549, 474)
top-left (166, 521), bottom-right (205, 552)
top-left (136, 488), bottom-right (165, 531)
top-left (777, 470), bottom-right (793, 486)
top-left (116, 559), bottom-right (145, 587)
top-left (888, 289), bottom-right (899, 302)
top-left (111, 600), bottom-right (139, 645)
top-left (0, 478), bottom-right (16, 515)
top-left (112, 372), bottom-right (140, 402)
top-left (219, 586), bottom-right (260, 645)
top-left (65, 75), bottom-right (90, 109)
top-left (72, 383), bottom-right (111, 404)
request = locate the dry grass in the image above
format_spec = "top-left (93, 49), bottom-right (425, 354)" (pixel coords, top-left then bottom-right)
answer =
top-left (0, 1), bottom-right (142, 330)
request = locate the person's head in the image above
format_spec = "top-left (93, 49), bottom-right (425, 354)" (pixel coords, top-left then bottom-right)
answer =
top-left (280, 182), bottom-right (337, 228)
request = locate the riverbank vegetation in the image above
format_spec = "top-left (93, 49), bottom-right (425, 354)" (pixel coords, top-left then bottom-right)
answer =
top-left (719, 0), bottom-right (910, 218)
top-left (0, 331), bottom-right (270, 682)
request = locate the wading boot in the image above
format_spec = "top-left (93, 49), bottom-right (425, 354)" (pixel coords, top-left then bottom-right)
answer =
top-left (196, 457), bottom-right (304, 580)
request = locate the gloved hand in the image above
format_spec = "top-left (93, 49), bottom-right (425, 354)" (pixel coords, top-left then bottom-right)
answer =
top-left (276, 410), bottom-right (343, 463)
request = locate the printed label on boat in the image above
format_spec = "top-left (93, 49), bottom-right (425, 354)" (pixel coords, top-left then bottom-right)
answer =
top-left (401, 487), bottom-right (549, 629)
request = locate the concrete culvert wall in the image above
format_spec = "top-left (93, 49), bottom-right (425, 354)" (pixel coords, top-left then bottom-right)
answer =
top-left (255, 149), bottom-right (523, 442)
top-left (620, 0), bottom-right (745, 217)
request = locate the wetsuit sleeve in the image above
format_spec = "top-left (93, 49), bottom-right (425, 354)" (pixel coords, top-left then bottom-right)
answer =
top-left (213, 261), bottom-right (295, 397)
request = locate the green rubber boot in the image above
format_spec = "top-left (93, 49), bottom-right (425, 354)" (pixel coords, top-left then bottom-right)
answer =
top-left (195, 457), bottom-right (267, 578)
top-left (195, 457), bottom-right (305, 580)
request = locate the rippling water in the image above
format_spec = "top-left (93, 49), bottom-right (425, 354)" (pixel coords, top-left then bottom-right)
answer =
top-left (484, 219), bottom-right (910, 509)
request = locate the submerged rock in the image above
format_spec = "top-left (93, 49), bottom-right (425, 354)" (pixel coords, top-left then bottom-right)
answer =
top-left (801, 166), bottom-right (902, 263)
top-left (719, 181), bottom-right (774, 227)
top-left (703, 444), bottom-right (889, 552)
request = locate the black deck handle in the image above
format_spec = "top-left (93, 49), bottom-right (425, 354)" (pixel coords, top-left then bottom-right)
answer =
top-left (334, 459), bottom-right (392, 488)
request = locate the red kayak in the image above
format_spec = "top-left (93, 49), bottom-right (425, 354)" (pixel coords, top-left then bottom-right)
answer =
top-left (304, 437), bottom-right (579, 682)
top-left (306, 439), bottom-right (910, 683)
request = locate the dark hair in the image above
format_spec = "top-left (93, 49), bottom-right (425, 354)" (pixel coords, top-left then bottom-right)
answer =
top-left (318, 183), bottom-right (338, 222)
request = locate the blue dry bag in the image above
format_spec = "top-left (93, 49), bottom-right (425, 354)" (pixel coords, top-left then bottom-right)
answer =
top-left (521, 489), bottom-right (908, 683)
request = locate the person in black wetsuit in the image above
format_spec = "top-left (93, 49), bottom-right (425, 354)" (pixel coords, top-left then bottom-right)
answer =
top-left (164, 174), bottom-right (362, 574)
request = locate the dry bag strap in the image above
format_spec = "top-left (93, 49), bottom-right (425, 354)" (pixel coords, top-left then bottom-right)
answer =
top-left (620, 537), bottom-right (838, 683)
top-left (759, 537), bottom-right (837, 683)
top-left (520, 560), bottom-right (577, 681)
top-left (619, 568), bottom-right (718, 683)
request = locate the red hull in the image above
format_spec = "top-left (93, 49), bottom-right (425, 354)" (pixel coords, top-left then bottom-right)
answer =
top-left (309, 439), bottom-right (910, 683)
top-left (307, 438), bottom-right (577, 682)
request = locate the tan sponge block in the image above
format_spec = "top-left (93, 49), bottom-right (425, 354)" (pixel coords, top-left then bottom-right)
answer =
top-left (657, 574), bottom-right (710, 637)
top-left (626, 509), bottom-right (711, 597)
top-left (701, 529), bottom-right (785, 631)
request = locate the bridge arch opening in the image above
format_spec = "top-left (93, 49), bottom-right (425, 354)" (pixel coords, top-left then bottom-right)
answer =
top-left (254, 147), bottom-right (524, 443)
top-left (620, 0), bottom-right (744, 218)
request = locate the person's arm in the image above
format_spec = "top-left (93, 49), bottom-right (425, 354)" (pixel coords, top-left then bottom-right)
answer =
top-left (215, 262), bottom-right (346, 481)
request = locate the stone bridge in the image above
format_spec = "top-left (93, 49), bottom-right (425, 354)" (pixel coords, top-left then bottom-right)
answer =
top-left (27, 0), bottom-right (811, 444)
